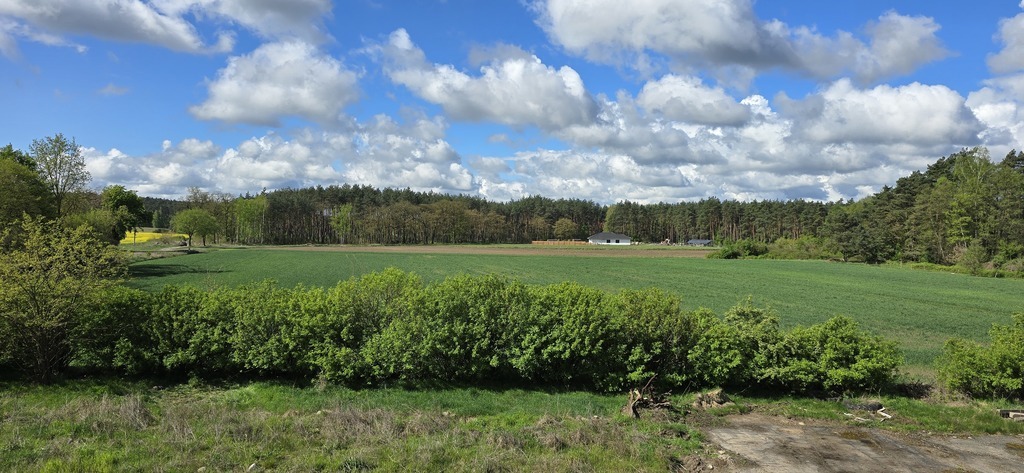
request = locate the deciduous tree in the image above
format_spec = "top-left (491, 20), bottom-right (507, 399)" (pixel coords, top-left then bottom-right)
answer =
top-left (30, 134), bottom-right (89, 218)
top-left (171, 208), bottom-right (219, 247)
top-left (101, 185), bottom-right (149, 244)
top-left (0, 143), bottom-right (36, 169)
top-left (0, 157), bottom-right (53, 229)
top-left (330, 202), bottom-right (353, 244)
top-left (0, 216), bottom-right (125, 382)
top-left (554, 217), bottom-right (579, 240)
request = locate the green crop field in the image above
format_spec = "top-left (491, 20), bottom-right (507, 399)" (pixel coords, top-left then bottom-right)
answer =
top-left (128, 246), bottom-right (1024, 373)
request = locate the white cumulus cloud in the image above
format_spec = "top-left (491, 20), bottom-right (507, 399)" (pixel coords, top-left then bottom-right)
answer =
top-left (988, 10), bottom-right (1024, 74)
top-left (151, 0), bottom-right (332, 43)
top-left (0, 0), bottom-right (232, 53)
top-left (0, 0), bottom-right (332, 55)
top-left (379, 29), bottom-right (597, 131)
top-left (190, 40), bottom-right (360, 126)
top-left (637, 74), bottom-right (750, 126)
top-left (780, 79), bottom-right (984, 146)
top-left (534, 0), bottom-right (948, 83)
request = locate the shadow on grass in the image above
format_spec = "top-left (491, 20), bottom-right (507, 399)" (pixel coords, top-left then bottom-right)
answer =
top-left (129, 263), bottom-right (229, 279)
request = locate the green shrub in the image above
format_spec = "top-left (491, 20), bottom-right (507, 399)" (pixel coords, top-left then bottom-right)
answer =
top-left (36, 268), bottom-right (907, 394)
top-left (937, 313), bottom-right (1024, 399)
top-left (707, 245), bottom-right (742, 259)
top-left (318, 269), bottom-right (425, 384)
top-left (723, 302), bottom-right (782, 385)
top-left (505, 282), bottom-right (623, 390)
top-left (75, 286), bottom-right (156, 374)
top-left (708, 239), bottom-right (769, 259)
top-left (611, 288), bottom-right (697, 387)
top-left (685, 308), bottom-right (744, 387)
top-left (766, 236), bottom-right (836, 260)
top-left (0, 216), bottom-right (125, 382)
top-left (363, 275), bottom-right (528, 383)
top-left (762, 315), bottom-right (901, 394)
top-left (301, 281), bottom-right (366, 384)
top-left (146, 284), bottom-right (237, 376)
top-left (228, 282), bottom-right (319, 377)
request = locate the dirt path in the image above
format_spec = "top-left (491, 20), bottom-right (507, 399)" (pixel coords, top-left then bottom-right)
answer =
top-left (704, 414), bottom-right (1024, 472)
top-left (261, 244), bottom-right (714, 258)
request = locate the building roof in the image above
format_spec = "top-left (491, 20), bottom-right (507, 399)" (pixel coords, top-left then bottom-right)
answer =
top-left (588, 232), bottom-right (631, 240)
top-left (686, 239), bottom-right (713, 245)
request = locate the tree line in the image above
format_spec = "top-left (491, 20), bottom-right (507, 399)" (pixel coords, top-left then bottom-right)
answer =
top-left (141, 186), bottom-right (833, 247)
top-left (143, 147), bottom-right (1024, 274)
top-left (817, 147), bottom-right (1024, 268)
top-left (3, 136), bottom-right (1023, 272)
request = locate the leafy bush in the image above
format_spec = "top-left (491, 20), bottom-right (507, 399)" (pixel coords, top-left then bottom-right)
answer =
top-left (507, 282), bottom-right (622, 389)
top-left (75, 286), bottom-right (155, 373)
top-left (0, 216), bottom-right (125, 382)
top-left (707, 245), bottom-right (743, 259)
top-left (611, 288), bottom-right (696, 387)
top-left (708, 239), bottom-right (769, 259)
top-left (362, 275), bottom-right (527, 383)
top-left (228, 282), bottom-right (319, 377)
top-left (685, 308), bottom-right (744, 387)
top-left (146, 284), bottom-right (235, 376)
top-left (937, 313), bottom-right (1024, 399)
top-left (761, 316), bottom-right (902, 394)
top-left (766, 236), bottom-right (837, 260)
top-left (723, 302), bottom-right (782, 384)
top-left (956, 240), bottom-right (989, 275)
top-left (44, 269), bottom-right (906, 394)
top-left (316, 269), bottom-right (425, 383)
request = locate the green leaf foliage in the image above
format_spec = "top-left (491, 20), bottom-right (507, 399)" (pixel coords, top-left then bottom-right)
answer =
top-left (0, 216), bottom-right (125, 382)
top-left (70, 269), bottom-right (906, 394)
top-left (937, 313), bottom-right (1024, 399)
top-left (170, 208), bottom-right (219, 246)
top-left (761, 315), bottom-right (902, 394)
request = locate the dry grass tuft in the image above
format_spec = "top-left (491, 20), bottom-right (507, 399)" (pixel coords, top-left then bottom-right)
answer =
top-left (487, 430), bottom-right (526, 452)
top-left (317, 407), bottom-right (402, 445)
top-left (159, 403), bottom-right (197, 442)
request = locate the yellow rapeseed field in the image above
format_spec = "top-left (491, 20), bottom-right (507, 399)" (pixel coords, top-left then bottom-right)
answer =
top-left (119, 231), bottom-right (186, 245)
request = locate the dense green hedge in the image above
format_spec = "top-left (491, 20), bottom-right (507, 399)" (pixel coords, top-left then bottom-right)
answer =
top-left (89, 270), bottom-right (1024, 400)
top-left (937, 313), bottom-right (1024, 399)
top-left (10, 269), bottom-right (903, 394)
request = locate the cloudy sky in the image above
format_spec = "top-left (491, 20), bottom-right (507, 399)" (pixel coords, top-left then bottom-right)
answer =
top-left (2, 0), bottom-right (1023, 203)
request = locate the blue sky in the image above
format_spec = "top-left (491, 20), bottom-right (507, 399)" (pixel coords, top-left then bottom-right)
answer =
top-left (2, 1), bottom-right (1023, 203)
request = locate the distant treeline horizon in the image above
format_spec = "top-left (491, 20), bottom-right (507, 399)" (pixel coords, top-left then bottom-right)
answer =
top-left (136, 147), bottom-right (1024, 267)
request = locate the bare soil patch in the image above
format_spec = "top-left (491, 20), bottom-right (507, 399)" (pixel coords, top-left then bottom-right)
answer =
top-left (704, 413), bottom-right (1024, 473)
top-left (262, 244), bottom-right (714, 258)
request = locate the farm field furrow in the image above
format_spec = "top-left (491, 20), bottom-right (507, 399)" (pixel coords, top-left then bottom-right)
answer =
top-left (128, 246), bottom-right (1024, 371)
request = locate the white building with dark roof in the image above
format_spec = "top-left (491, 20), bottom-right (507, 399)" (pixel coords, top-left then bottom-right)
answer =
top-left (587, 232), bottom-right (631, 245)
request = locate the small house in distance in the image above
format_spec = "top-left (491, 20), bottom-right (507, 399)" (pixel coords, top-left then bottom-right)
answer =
top-left (686, 239), bottom-right (713, 247)
top-left (588, 232), bottom-right (631, 245)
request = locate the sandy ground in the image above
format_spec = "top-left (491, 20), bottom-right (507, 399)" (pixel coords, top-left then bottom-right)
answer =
top-left (261, 244), bottom-right (715, 258)
top-left (704, 413), bottom-right (1024, 473)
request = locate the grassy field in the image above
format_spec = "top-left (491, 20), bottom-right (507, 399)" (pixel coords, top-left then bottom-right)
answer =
top-left (126, 246), bottom-right (1024, 372)
top-left (0, 381), bottom-right (701, 472)
top-left (2, 380), bottom-right (1021, 472)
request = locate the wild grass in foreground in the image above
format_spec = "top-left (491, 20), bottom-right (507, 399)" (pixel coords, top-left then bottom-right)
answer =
top-left (2, 381), bottom-right (1023, 472)
top-left (0, 381), bottom-right (700, 472)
